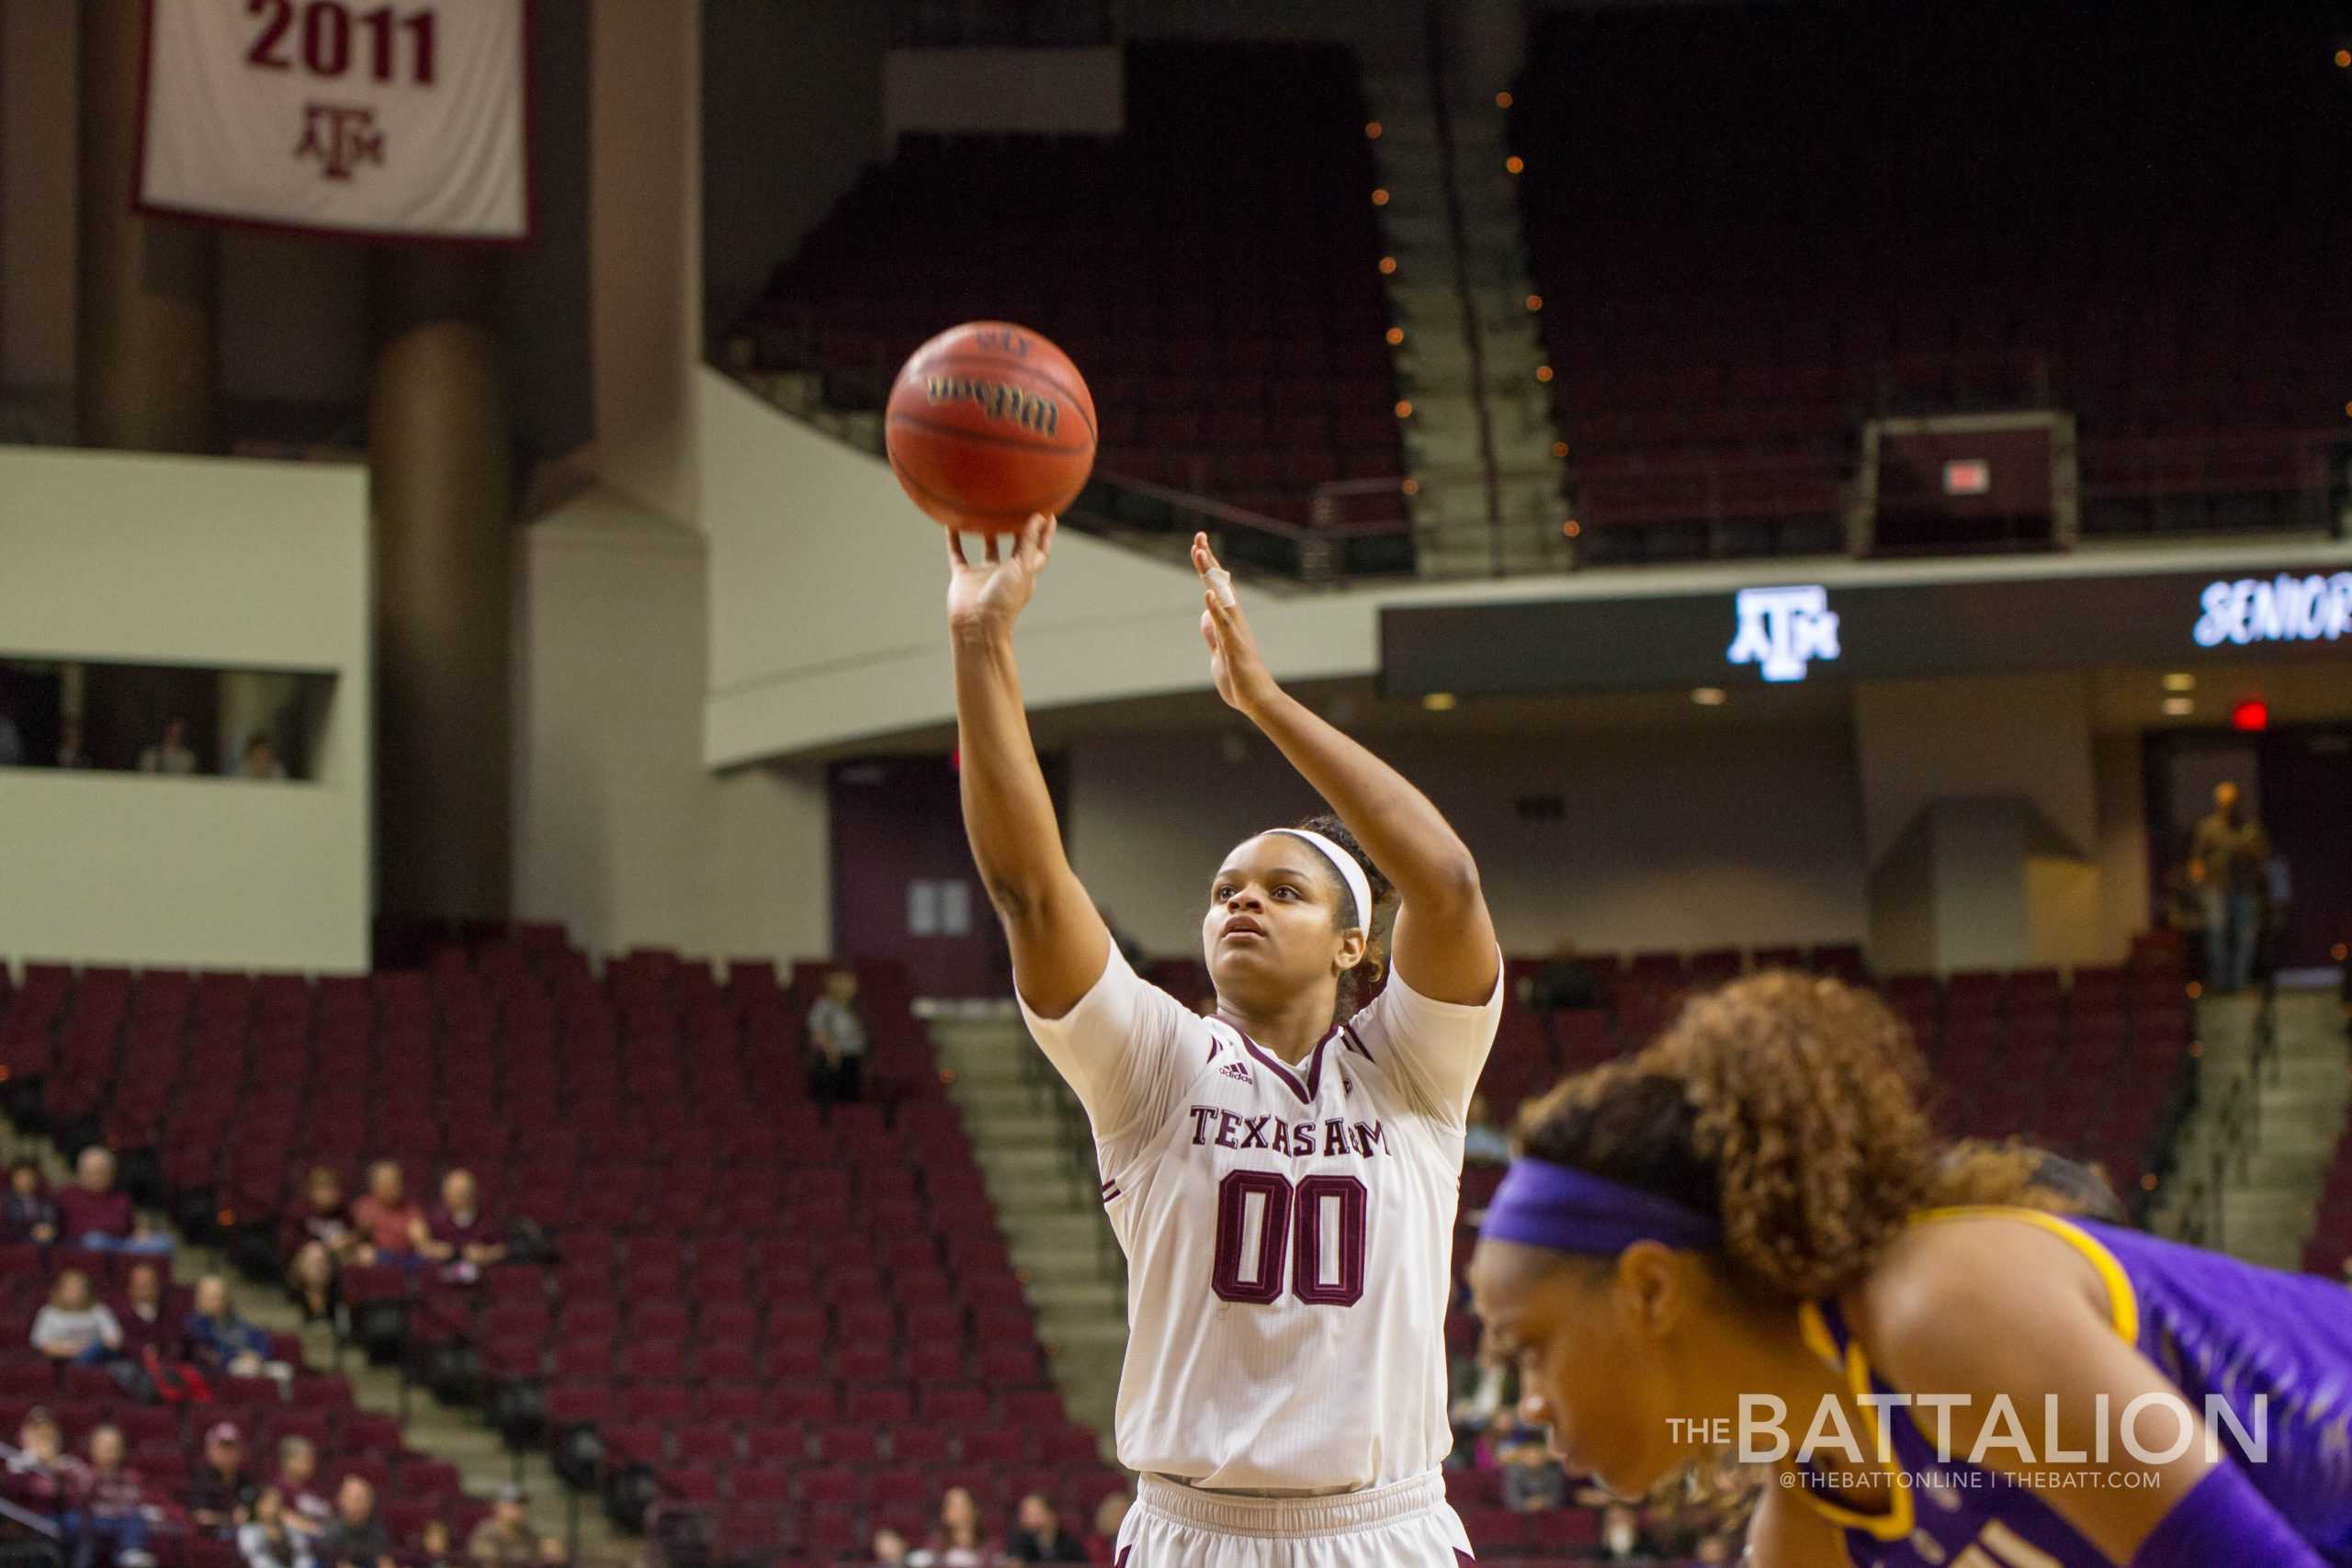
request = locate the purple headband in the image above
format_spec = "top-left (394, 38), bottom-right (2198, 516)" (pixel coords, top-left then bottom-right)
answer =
top-left (1479, 1158), bottom-right (1723, 1255)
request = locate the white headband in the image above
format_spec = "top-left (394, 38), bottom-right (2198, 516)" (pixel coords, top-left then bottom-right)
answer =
top-left (1262, 828), bottom-right (1373, 932)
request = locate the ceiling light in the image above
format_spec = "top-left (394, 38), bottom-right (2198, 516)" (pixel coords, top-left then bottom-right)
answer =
top-left (2161, 672), bottom-right (2195, 693)
top-left (1691, 687), bottom-right (1727, 707)
top-left (2162, 696), bottom-right (2194, 716)
top-left (1422, 692), bottom-right (1457, 712)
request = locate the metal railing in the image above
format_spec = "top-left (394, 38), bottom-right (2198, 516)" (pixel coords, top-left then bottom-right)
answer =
top-left (2164, 980), bottom-right (2281, 1249)
top-left (721, 350), bottom-right (1422, 587)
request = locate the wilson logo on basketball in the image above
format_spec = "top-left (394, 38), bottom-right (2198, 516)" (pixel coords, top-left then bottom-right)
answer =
top-left (922, 377), bottom-right (1061, 438)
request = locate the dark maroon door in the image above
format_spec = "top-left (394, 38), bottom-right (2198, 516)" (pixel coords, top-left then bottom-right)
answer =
top-left (2255, 727), bottom-right (2352, 969)
top-left (830, 754), bottom-right (1041, 998)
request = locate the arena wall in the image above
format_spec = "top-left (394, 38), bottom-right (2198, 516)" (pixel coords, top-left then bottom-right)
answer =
top-left (516, 487), bottom-right (828, 963)
top-left (1063, 724), bottom-right (1871, 960)
top-left (0, 446), bottom-right (370, 972)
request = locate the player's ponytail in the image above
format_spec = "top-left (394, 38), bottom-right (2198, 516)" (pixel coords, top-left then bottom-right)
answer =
top-left (1514, 972), bottom-right (2051, 1300)
top-left (1292, 812), bottom-right (1394, 1024)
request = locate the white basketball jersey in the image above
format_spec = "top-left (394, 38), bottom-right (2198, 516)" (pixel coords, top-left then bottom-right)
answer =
top-left (1021, 945), bottom-right (1502, 1493)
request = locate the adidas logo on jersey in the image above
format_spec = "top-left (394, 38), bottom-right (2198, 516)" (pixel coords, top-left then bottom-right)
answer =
top-left (1217, 1060), bottom-right (1254, 1085)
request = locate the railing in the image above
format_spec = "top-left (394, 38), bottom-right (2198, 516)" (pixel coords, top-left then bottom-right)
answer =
top-left (2163, 979), bottom-right (2280, 1249)
top-left (338, 1268), bottom-right (657, 1568)
top-left (721, 355), bottom-right (1421, 587)
top-left (886, 0), bottom-right (1115, 49)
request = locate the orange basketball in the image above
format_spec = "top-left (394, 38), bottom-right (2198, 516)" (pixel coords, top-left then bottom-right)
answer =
top-left (884, 321), bottom-right (1097, 533)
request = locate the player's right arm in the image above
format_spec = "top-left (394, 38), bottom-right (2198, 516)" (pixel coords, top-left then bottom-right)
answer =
top-left (944, 513), bottom-right (1111, 1020)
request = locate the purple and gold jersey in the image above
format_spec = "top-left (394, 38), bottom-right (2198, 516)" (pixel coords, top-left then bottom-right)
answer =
top-left (1792, 1209), bottom-right (2352, 1566)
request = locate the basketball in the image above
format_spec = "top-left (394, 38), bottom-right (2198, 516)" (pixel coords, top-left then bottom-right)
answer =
top-left (885, 321), bottom-right (1097, 534)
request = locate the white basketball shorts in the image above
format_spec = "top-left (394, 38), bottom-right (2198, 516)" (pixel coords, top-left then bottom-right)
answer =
top-left (1114, 1472), bottom-right (1475, 1567)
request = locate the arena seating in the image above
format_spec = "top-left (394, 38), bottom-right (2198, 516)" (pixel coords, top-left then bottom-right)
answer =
top-left (735, 41), bottom-right (1404, 531)
top-left (1510, 5), bottom-right (2352, 562)
top-left (0, 932), bottom-right (1124, 1564)
top-left (0, 1260), bottom-right (478, 1566)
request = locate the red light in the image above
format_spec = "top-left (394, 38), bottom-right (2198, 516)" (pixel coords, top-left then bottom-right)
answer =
top-left (2230, 700), bottom-right (2268, 732)
top-left (948, 748), bottom-right (961, 773)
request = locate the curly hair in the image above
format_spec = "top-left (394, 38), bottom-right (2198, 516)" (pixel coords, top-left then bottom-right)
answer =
top-left (1291, 812), bottom-right (1396, 1023)
top-left (1513, 971), bottom-right (2055, 1301)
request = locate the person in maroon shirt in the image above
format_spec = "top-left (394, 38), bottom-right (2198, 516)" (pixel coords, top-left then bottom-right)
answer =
top-left (417, 1170), bottom-right (504, 1283)
top-left (347, 1163), bottom-right (424, 1267)
top-left (3, 1408), bottom-right (89, 1523)
top-left (75, 1424), bottom-right (158, 1568)
top-left (187, 1423), bottom-right (257, 1536)
top-left (56, 1148), bottom-right (168, 1257)
top-left (112, 1264), bottom-right (174, 1361)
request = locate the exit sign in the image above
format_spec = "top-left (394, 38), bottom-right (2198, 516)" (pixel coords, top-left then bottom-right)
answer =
top-left (1942, 458), bottom-right (1991, 495)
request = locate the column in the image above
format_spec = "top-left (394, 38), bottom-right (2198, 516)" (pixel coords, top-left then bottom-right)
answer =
top-left (368, 249), bottom-right (513, 919)
top-left (76, 0), bottom-right (215, 451)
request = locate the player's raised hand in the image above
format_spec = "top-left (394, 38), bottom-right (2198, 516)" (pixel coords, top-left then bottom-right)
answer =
top-left (1194, 533), bottom-right (1279, 715)
top-left (946, 513), bottom-right (1057, 636)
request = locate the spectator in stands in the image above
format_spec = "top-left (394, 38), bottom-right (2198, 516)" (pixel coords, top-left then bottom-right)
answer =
top-left (239, 1488), bottom-right (312, 1568)
top-left (1084, 1495), bottom-right (1128, 1562)
top-left (1463, 1093), bottom-right (1510, 1166)
top-left (922, 1485), bottom-right (997, 1566)
top-left (533, 1537), bottom-right (564, 1568)
top-left (188, 1423), bottom-right (258, 1536)
top-left (415, 1519), bottom-right (454, 1568)
top-left (270, 1439), bottom-right (330, 1540)
top-left (112, 1263), bottom-right (172, 1360)
top-left (286, 1242), bottom-right (342, 1330)
top-left (57, 1147), bottom-right (168, 1255)
top-left (33, 1269), bottom-right (123, 1364)
top-left (1004, 1495), bottom-right (1087, 1562)
top-left (2190, 780), bottom-right (2270, 993)
top-left (419, 1169), bottom-right (506, 1282)
top-left (6, 1156), bottom-right (59, 1244)
top-left (234, 734), bottom-right (288, 781)
top-left (57, 717), bottom-right (92, 770)
top-left (137, 717), bottom-right (198, 776)
top-left (1502, 1429), bottom-right (1567, 1513)
top-left (464, 1484), bottom-right (535, 1568)
top-left (866, 1529), bottom-right (910, 1566)
top-left (318, 1476), bottom-right (394, 1568)
top-left (349, 1163), bottom-right (424, 1268)
top-left (289, 1168), bottom-right (359, 1263)
top-left (185, 1275), bottom-right (290, 1385)
top-left (77, 1425), bottom-right (157, 1568)
top-left (806, 970), bottom-right (868, 1104)
top-left (6, 1408), bottom-right (89, 1522)
top-left (1597, 1503), bottom-right (1649, 1559)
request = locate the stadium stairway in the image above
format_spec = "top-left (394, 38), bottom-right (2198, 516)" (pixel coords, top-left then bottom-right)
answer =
top-left (1363, 72), bottom-right (1568, 579)
top-left (2215, 987), bottom-right (2351, 1271)
top-left (922, 1000), bottom-right (1126, 1452)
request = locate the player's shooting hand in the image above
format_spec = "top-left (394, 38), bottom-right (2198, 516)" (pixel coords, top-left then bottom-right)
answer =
top-left (1194, 533), bottom-right (1279, 716)
top-left (946, 513), bottom-right (1056, 636)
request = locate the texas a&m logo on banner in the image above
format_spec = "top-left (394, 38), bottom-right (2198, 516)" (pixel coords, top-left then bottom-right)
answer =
top-left (138, 0), bottom-right (531, 243)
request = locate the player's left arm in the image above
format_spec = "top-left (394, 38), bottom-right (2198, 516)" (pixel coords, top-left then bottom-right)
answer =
top-left (1856, 1221), bottom-right (2326, 1567)
top-left (1191, 534), bottom-right (1498, 1005)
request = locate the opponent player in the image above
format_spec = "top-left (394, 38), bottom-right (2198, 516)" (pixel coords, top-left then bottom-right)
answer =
top-left (946, 515), bottom-right (1503, 1564)
top-left (1467, 972), bottom-right (2352, 1566)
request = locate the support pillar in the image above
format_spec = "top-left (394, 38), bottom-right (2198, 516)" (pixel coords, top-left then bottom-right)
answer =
top-left (368, 250), bottom-right (513, 920)
top-left (75, 0), bottom-right (214, 451)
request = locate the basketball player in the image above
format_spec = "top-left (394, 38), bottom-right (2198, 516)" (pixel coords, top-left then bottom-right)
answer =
top-left (1466, 972), bottom-right (2352, 1566)
top-left (945, 515), bottom-right (1503, 1564)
